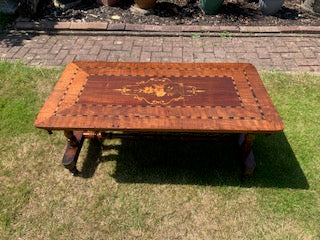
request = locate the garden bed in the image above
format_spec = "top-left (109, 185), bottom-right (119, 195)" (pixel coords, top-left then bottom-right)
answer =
top-left (35, 0), bottom-right (320, 26)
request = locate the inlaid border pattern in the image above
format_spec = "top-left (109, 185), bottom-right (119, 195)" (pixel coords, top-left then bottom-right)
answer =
top-left (53, 65), bottom-right (266, 121)
top-left (75, 75), bottom-right (89, 104)
top-left (243, 70), bottom-right (266, 120)
top-left (57, 113), bottom-right (257, 121)
top-left (53, 67), bottom-right (80, 116)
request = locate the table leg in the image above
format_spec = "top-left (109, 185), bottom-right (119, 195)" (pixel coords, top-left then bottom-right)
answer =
top-left (239, 133), bottom-right (256, 178)
top-left (64, 130), bottom-right (79, 147)
top-left (62, 131), bottom-right (84, 176)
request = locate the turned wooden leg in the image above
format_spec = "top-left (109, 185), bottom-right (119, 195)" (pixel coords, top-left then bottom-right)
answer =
top-left (62, 131), bottom-right (84, 176)
top-left (64, 130), bottom-right (79, 147)
top-left (239, 133), bottom-right (256, 178)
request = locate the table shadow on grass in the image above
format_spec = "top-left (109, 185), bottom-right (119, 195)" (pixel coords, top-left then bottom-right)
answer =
top-left (81, 132), bottom-right (308, 189)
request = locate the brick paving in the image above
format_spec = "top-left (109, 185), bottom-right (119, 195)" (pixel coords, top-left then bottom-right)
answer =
top-left (1, 32), bottom-right (320, 72)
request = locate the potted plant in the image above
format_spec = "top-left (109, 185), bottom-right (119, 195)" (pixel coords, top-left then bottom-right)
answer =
top-left (259, 0), bottom-right (285, 15)
top-left (134, 0), bottom-right (157, 9)
top-left (200, 0), bottom-right (224, 15)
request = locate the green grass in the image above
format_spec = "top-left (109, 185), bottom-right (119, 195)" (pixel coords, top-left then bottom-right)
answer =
top-left (0, 62), bottom-right (320, 239)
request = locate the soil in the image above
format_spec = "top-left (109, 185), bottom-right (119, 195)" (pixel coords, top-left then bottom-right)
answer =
top-left (35, 0), bottom-right (320, 26)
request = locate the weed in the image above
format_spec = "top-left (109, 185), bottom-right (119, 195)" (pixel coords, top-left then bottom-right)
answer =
top-left (219, 30), bottom-right (232, 39)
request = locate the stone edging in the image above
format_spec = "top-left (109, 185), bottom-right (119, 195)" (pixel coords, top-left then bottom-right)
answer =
top-left (14, 20), bottom-right (320, 34)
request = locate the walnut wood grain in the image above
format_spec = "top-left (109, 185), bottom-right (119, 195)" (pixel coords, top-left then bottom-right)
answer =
top-left (34, 62), bottom-right (284, 133)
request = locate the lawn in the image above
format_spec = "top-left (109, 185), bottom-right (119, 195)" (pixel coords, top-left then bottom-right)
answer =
top-left (0, 62), bottom-right (319, 239)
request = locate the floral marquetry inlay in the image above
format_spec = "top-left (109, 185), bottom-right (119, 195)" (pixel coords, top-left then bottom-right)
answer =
top-left (114, 77), bottom-right (205, 105)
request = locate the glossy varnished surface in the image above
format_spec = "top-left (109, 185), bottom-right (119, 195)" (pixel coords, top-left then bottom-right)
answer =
top-left (34, 62), bottom-right (284, 133)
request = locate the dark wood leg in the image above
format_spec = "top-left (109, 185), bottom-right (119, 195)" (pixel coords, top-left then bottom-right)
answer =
top-left (64, 130), bottom-right (79, 147)
top-left (62, 131), bottom-right (84, 176)
top-left (239, 133), bottom-right (256, 178)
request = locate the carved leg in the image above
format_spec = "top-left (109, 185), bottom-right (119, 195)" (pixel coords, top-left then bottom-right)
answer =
top-left (64, 130), bottom-right (79, 147)
top-left (62, 131), bottom-right (84, 176)
top-left (239, 133), bottom-right (256, 178)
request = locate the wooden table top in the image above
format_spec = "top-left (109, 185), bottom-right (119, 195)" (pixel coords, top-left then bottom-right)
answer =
top-left (34, 62), bottom-right (284, 133)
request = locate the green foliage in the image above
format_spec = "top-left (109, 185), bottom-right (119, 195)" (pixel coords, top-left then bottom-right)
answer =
top-left (191, 33), bottom-right (201, 39)
top-left (219, 30), bottom-right (232, 39)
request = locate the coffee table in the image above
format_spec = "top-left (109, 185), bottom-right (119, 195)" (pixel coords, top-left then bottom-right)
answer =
top-left (34, 62), bottom-right (284, 177)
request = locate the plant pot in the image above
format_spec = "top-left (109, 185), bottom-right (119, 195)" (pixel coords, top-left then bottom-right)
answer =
top-left (259, 0), bottom-right (284, 15)
top-left (134, 0), bottom-right (157, 9)
top-left (200, 0), bottom-right (224, 15)
top-left (96, 0), bottom-right (120, 6)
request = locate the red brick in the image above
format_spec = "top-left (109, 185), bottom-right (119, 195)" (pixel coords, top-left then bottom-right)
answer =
top-left (140, 52), bottom-right (151, 62)
top-left (125, 24), bottom-right (143, 31)
top-left (298, 66), bottom-right (315, 72)
top-left (144, 25), bottom-right (164, 32)
top-left (13, 47), bottom-right (30, 58)
top-left (279, 26), bottom-right (298, 33)
top-left (63, 55), bottom-right (76, 64)
top-left (239, 26), bottom-right (259, 33)
top-left (181, 25), bottom-right (201, 32)
top-left (75, 54), bottom-right (97, 61)
top-left (298, 26), bottom-right (320, 33)
top-left (122, 41), bottom-right (133, 51)
top-left (302, 49), bottom-right (316, 59)
top-left (220, 26), bottom-right (239, 32)
top-left (39, 21), bottom-right (71, 30)
top-left (55, 50), bottom-right (68, 60)
top-left (158, 25), bottom-right (183, 32)
top-left (163, 45), bottom-right (173, 52)
top-left (89, 45), bottom-right (102, 55)
top-left (172, 47), bottom-right (182, 57)
top-left (143, 46), bottom-right (162, 52)
top-left (198, 26), bottom-right (220, 32)
top-left (295, 58), bottom-right (317, 66)
top-left (131, 46), bottom-right (142, 57)
top-left (29, 48), bottom-right (50, 54)
top-left (69, 49), bottom-right (89, 55)
top-left (96, 50), bottom-right (110, 61)
top-left (87, 22), bottom-right (108, 30)
top-left (152, 52), bottom-right (171, 58)
top-left (107, 23), bottom-right (125, 31)
top-left (83, 40), bottom-right (96, 49)
top-left (70, 22), bottom-right (90, 30)
top-left (50, 45), bottom-right (62, 54)
top-left (259, 26), bottom-right (280, 33)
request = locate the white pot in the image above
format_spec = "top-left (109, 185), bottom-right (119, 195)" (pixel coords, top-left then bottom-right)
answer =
top-left (259, 0), bottom-right (284, 15)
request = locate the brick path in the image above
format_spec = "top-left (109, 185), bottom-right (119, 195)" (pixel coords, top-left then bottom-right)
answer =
top-left (1, 32), bottom-right (320, 72)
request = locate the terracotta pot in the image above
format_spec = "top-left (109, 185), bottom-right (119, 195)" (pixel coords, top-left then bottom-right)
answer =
top-left (96, 0), bottom-right (120, 6)
top-left (134, 0), bottom-right (157, 9)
